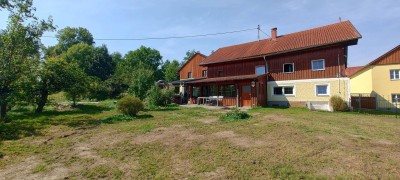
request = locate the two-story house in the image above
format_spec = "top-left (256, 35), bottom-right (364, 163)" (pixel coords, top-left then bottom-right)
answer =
top-left (186, 21), bottom-right (362, 109)
top-left (347, 45), bottom-right (400, 109)
top-left (173, 53), bottom-right (207, 102)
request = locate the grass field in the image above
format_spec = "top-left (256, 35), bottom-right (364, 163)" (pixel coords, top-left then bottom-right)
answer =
top-left (1, 101), bottom-right (400, 179)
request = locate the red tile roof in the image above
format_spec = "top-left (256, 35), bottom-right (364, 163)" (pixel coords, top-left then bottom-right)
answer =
top-left (201, 20), bottom-right (361, 65)
top-left (345, 66), bottom-right (364, 77)
top-left (187, 74), bottom-right (267, 84)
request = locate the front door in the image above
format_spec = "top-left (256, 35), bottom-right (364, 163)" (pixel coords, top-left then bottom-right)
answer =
top-left (241, 85), bottom-right (251, 107)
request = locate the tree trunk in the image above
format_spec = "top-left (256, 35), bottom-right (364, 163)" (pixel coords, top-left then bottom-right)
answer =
top-left (0, 101), bottom-right (7, 122)
top-left (35, 89), bottom-right (49, 113)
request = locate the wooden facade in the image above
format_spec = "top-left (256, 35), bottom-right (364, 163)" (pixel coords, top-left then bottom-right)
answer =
top-left (187, 75), bottom-right (267, 108)
top-left (371, 45), bottom-right (400, 65)
top-left (179, 53), bottom-right (207, 80)
top-left (206, 45), bottom-right (348, 81)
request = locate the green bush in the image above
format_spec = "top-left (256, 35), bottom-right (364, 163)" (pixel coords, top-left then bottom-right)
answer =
top-left (329, 95), bottom-right (348, 112)
top-left (116, 95), bottom-right (144, 116)
top-left (220, 108), bottom-right (250, 121)
top-left (146, 86), bottom-right (174, 107)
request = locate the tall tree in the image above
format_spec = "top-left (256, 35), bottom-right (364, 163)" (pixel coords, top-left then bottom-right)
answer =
top-left (62, 43), bottom-right (94, 74)
top-left (0, 2), bottom-right (54, 121)
top-left (164, 60), bottom-right (180, 82)
top-left (181, 49), bottom-right (198, 65)
top-left (92, 45), bottom-right (114, 80)
top-left (116, 46), bottom-right (162, 84)
top-left (56, 27), bottom-right (94, 53)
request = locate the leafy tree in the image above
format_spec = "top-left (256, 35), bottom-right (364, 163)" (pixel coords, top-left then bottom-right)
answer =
top-left (56, 27), bottom-right (94, 53)
top-left (62, 43), bottom-right (94, 74)
top-left (181, 49), bottom-right (198, 65)
top-left (62, 43), bottom-right (114, 81)
top-left (87, 76), bottom-right (110, 101)
top-left (92, 45), bottom-right (114, 80)
top-left (111, 52), bottom-right (123, 65)
top-left (164, 60), bottom-right (180, 82)
top-left (64, 63), bottom-right (88, 106)
top-left (128, 68), bottom-right (155, 100)
top-left (122, 46), bottom-right (162, 72)
top-left (0, 2), bottom-right (54, 121)
top-left (33, 58), bottom-right (84, 113)
top-left (116, 46), bottom-right (162, 87)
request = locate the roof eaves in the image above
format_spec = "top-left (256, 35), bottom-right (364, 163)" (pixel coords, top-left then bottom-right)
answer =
top-left (200, 38), bottom-right (360, 65)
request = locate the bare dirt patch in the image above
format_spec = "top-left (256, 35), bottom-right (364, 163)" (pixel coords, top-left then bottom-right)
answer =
top-left (132, 127), bottom-right (205, 146)
top-left (262, 114), bottom-right (293, 122)
top-left (212, 131), bottom-right (268, 148)
top-left (197, 118), bottom-right (219, 124)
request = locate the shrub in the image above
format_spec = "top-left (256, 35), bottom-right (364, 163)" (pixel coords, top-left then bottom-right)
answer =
top-left (146, 86), bottom-right (174, 107)
top-left (116, 95), bottom-right (144, 116)
top-left (329, 95), bottom-right (348, 112)
top-left (220, 108), bottom-right (250, 121)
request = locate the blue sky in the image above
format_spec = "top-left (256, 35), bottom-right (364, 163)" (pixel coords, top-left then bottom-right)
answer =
top-left (1, 0), bottom-right (399, 66)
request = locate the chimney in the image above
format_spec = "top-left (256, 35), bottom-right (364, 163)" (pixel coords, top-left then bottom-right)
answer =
top-left (271, 27), bottom-right (277, 40)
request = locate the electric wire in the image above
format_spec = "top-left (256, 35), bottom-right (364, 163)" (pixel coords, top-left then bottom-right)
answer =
top-left (42, 27), bottom-right (258, 41)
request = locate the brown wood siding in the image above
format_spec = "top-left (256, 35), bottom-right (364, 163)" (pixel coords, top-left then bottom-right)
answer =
top-left (179, 54), bottom-right (207, 79)
top-left (222, 98), bottom-right (236, 106)
top-left (372, 47), bottom-right (400, 65)
top-left (206, 46), bottom-right (347, 81)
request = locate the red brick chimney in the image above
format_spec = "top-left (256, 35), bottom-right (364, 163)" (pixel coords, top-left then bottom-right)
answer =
top-left (271, 27), bottom-right (277, 40)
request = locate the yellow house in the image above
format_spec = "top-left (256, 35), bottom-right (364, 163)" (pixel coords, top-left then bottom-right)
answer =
top-left (347, 45), bottom-right (400, 109)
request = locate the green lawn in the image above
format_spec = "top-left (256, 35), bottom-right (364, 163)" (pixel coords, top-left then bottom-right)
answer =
top-left (1, 101), bottom-right (400, 179)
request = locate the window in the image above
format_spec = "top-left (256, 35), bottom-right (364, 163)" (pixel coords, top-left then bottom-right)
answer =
top-left (273, 86), bottom-right (294, 95)
top-left (390, 69), bottom-right (400, 80)
top-left (283, 63), bottom-right (294, 73)
top-left (187, 72), bottom-right (192, 78)
top-left (312, 59), bottom-right (325, 71)
top-left (192, 87), bottom-right (199, 97)
top-left (220, 85), bottom-right (237, 97)
top-left (255, 66), bottom-right (266, 74)
top-left (202, 70), bottom-right (207, 77)
top-left (316, 85), bottom-right (329, 96)
top-left (392, 94), bottom-right (400, 103)
top-left (218, 70), bottom-right (224, 77)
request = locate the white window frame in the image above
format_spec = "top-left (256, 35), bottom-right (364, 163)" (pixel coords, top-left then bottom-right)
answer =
top-left (283, 63), bottom-right (295, 73)
top-left (272, 86), bottom-right (295, 96)
top-left (188, 72), bottom-right (192, 79)
top-left (315, 84), bottom-right (330, 96)
top-left (390, 69), bottom-right (400, 80)
top-left (202, 70), bottom-right (207, 77)
top-left (392, 94), bottom-right (400, 103)
top-left (255, 65), bottom-right (266, 74)
top-left (311, 59), bottom-right (325, 71)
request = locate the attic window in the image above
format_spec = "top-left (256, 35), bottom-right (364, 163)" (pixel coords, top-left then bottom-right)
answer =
top-left (283, 63), bottom-right (294, 73)
top-left (188, 72), bottom-right (192, 78)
